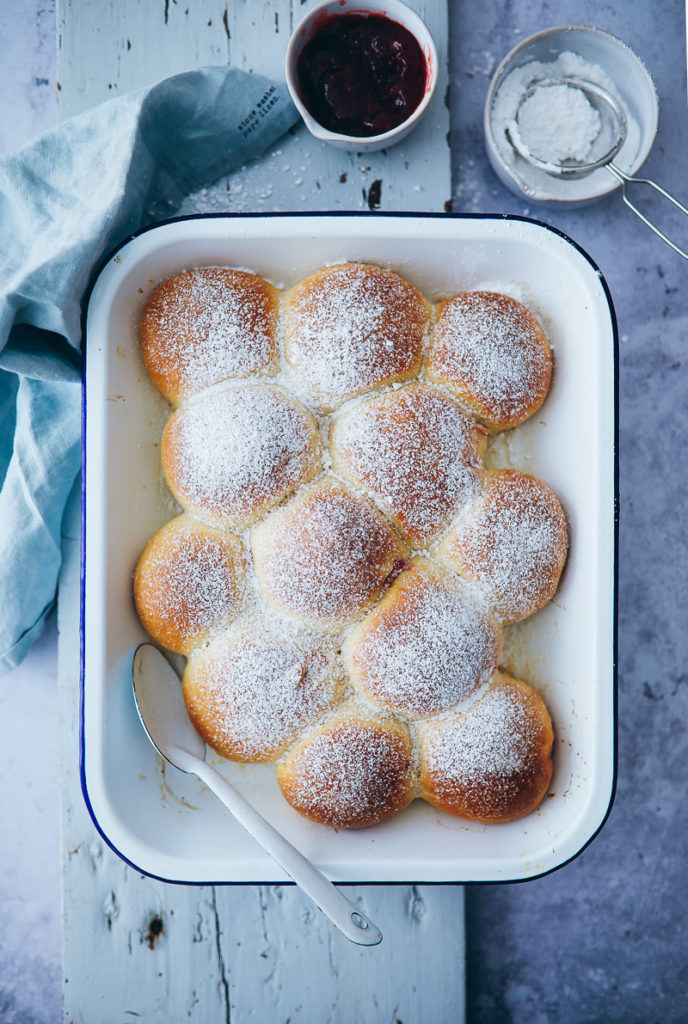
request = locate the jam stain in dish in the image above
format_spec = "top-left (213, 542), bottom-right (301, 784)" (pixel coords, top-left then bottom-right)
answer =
top-left (296, 14), bottom-right (427, 137)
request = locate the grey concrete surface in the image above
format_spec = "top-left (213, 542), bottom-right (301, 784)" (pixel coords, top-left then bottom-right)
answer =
top-left (449, 2), bottom-right (688, 1022)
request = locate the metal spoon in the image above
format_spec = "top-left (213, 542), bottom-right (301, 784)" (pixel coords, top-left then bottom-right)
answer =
top-left (132, 643), bottom-right (383, 946)
top-left (506, 76), bottom-right (688, 260)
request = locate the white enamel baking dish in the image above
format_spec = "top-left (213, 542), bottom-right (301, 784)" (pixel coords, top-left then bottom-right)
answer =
top-left (81, 213), bottom-right (617, 884)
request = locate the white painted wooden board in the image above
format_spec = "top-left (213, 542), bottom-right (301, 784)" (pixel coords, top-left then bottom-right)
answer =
top-left (57, 2), bottom-right (463, 1021)
top-left (57, 0), bottom-right (451, 213)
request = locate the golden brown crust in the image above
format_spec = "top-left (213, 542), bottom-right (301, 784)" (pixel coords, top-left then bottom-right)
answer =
top-left (140, 268), bottom-right (279, 404)
top-left (251, 477), bottom-right (408, 627)
top-left (284, 262), bottom-right (429, 409)
top-left (427, 291), bottom-right (552, 431)
top-left (346, 557), bottom-right (502, 718)
top-left (276, 707), bottom-right (415, 828)
top-left (437, 469), bottom-right (568, 624)
top-left (133, 514), bottom-right (242, 655)
top-left (330, 382), bottom-right (487, 548)
top-left (161, 382), bottom-right (321, 529)
top-left (135, 266), bottom-right (564, 833)
top-left (182, 630), bottom-right (343, 763)
top-left (418, 673), bottom-right (554, 823)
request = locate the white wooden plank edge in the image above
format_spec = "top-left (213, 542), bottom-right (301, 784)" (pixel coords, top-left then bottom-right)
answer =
top-left (57, 3), bottom-right (463, 1022)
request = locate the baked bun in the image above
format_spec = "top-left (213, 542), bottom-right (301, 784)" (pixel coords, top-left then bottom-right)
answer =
top-left (133, 513), bottom-right (242, 655)
top-left (276, 704), bottom-right (415, 828)
top-left (331, 382), bottom-right (487, 547)
top-left (284, 262), bottom-right (429, 409)
top-left (427, 291), bottom-right (552, 431)
top-left (437, 469), bottom-right (568, 624)
top-left (346, 558), bottom-right (502, 718)
top-left (251, 477), bottom-right (408, 626)
top-left (140, 268), bottom-right (279, 404)
top-left (418, 672), bottom-right (554, 823)
top-left (162, 382), bottom-right (320, 528)
top-left (182, 630), bottom-right (343, 763)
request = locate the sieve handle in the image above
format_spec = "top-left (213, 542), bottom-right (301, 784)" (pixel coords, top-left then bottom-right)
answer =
top-left (607, 163), bottom-right (688, 261)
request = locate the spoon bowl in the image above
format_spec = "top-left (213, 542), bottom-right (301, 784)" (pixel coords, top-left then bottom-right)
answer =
top-left (132, 644), bottom-right (205, 766)
top-left (132, 643), bottom-right (383, 946)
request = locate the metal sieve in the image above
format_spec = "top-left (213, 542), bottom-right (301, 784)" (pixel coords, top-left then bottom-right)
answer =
top-left (506, 76), bottom-right (688, 261)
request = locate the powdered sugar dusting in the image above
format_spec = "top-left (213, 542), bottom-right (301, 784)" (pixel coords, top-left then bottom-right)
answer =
top-left (421, 681), bottom-right (545, 816)
top-left (351, 559), bottom-right (501, 717)
top-left (516, 83), bottom-right (601, 164)
top-left (136, 263), bottom-right (566, 829)
top-left (184, 634), bottom-right (341, 762)
top-left (162, 383), bottom-right (319, 526)
top-left (429, 291), bottom-right (551, 427)
top-left (252, 479), bottom-right (406, 623)
top-left (441, 471), bottom-right (568, 623)
top-left (332, 383), bottom-right (485, 546)
top-left (279, 718), bottom-right (413, 828)
top-left (490, 49), bottom-right (642, 201)
top-left (140, 268), bottom-right (278, 401)
top-left (284, 262), bottom-right (428, 406)
top-left (134, 517), bottom-right (241, 653)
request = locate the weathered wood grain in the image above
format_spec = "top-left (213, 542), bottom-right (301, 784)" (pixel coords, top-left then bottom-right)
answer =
top-left (61, 503), bottom-right (465, 1023)
top-left (58, 2), bottom-right (463, 1021)
top-left (57, 0), bottom-right (451, 213)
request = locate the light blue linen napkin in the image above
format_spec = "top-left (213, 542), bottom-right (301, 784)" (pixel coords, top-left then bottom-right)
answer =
top-left (0, 65), bottom-right (298, 673)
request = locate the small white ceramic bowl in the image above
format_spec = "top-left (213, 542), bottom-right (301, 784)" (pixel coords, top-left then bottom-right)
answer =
top-left (484, 25), bottom-right (659, 208)
top-left (285, 0), bottom-right (438, 152)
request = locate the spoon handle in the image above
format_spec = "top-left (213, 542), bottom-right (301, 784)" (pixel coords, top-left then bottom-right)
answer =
top-left (168, 746), bottom-right (383, 946)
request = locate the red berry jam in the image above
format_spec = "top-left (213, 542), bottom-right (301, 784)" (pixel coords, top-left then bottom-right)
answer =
top-left (382, 557), bottom-right (408, 592)
top-left (296, 13), bottom-right (428, 138)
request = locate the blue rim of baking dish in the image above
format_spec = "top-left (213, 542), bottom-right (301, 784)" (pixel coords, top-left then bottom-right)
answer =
top-left (79, 210), bottom-right (619, 889)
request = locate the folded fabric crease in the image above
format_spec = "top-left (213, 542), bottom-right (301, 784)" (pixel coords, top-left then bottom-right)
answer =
top-left (0, 65), bottom-right (298, 673)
